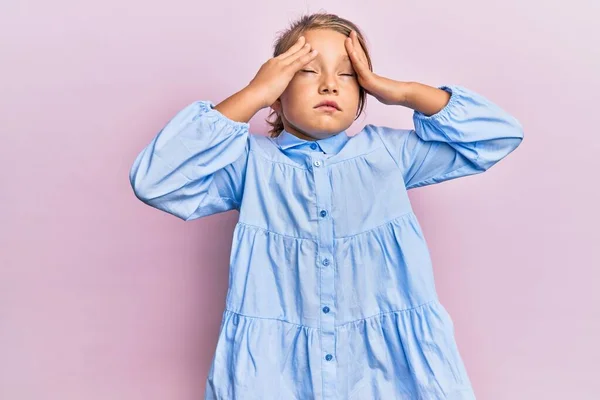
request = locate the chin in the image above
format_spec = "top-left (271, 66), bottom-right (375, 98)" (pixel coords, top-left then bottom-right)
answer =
top-left (303, 121), bottom-right (349, 135)
top-left (299, 125), bottom-right (342, 137)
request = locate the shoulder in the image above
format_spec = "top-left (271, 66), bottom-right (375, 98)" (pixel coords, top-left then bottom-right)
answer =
top-left (245, 133), bottom-right (306, 167)
top-left (354, 124), bottom-right (413, 151)
top-left (247, 132), bottom-right (277, 157)
top-left (361, 123), bottom-right (412, 140)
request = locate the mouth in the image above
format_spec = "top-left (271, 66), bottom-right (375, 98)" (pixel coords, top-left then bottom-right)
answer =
top-left (315, 105), bottom-right (340, 112)
top-left (314, 101), bottom-right (341, 112)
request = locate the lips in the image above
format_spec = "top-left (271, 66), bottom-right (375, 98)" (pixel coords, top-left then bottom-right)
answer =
top-left (314, 100), bottom-right (341, 111)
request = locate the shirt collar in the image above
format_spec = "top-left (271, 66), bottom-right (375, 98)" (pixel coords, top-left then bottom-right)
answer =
top-left (275, 129), bottom-right (349, 155)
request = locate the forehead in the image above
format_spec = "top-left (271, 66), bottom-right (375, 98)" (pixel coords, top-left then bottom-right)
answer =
top-left (303, 29), bottom-right (350, 62)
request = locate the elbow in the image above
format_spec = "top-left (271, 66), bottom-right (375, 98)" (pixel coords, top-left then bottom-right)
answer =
top-left (494, 117), bottom-right (525, 163)
top-left (129, 172), bottom-right (168, 206)
top-left (129, 172), bottom-right (191, 221)
top-left (128, 152), bottom-right (154, 203)
top-left (130, 176), bottom-right (150, 204)
top-left (505, 133), bottom-right (524, 158)
top-left (506, 123), bottom-right (524, 156)
top-left (480, 128), bottom-right (524, 171)
top-left (509, 117), bottom-right (525, 151)
top-left (497, 114), bottom-right (524, 154)
top-left (511, 135), bottom-right (524, 154)
top-left (129, 165), bottom-right (154, 204)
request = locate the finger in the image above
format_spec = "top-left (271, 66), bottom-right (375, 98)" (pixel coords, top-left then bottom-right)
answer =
top-left (350, 31), bottom-right (368, 65)
top-left (281, 42), bottom-right (312, 65)
top-left (345, 37), bottom-right (361, 65)
top-left (347, 33), bottom-right (368, 65)
top-left (277, 36), bottom-right (307, 60)
top-left (346, 39), bottom-right (368, 74)
top-left (288, 48), bottom-right (319, 71)
top-left (283, 43), bottom-right (313, 66)
top-left (345, 35), bottom-right (354, 54)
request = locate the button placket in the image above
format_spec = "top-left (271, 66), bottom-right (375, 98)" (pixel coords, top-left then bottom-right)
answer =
top-left (310, 153), bottom-right (337, 398)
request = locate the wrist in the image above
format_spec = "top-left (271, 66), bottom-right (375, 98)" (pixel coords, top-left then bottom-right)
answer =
top-left (243, 84), bottom-right (270, 110)
top-left (392, 81), bottom-right (413, 107)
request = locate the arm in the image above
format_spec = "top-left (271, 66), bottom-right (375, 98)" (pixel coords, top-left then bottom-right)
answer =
top-left (213, 85), bottom-right (266, 123)
top-left (129, 86), bottom-right (263, 221)
top-left (395, 81), bottom-right (452, 117)
top-left (373, 84), bottom-right (524, 189)
top-left (129, 35), bottom-right (321, 221)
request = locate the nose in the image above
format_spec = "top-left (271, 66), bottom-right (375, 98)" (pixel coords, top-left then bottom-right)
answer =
top-left (319, 74), bottom-right (338, 94)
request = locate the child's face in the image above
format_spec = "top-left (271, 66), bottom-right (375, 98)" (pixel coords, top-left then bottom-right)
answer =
top-left (272, 28), bottom-right (361, 141)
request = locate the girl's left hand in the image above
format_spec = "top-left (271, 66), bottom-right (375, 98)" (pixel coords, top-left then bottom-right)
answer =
top-left (345, 30), bottom-right (404, 106)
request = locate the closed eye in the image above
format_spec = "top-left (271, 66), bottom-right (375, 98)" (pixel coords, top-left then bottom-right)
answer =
top-left (301, 70), bottom-right (354, 76)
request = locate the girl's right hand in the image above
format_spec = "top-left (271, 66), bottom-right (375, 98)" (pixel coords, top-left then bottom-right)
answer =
top-left (247, 36), bottom-right (319, 109)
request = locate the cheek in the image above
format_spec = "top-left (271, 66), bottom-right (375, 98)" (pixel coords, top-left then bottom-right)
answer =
top-left (339, 78), bottom-right (360, 95)
top-left (279, 91), bottom-right (305, 121)
top-left (282, 85), bottom-right (310, 109)
top-left (345, 83), bottom-right (360, 105)
top-left (346, 78), bottom-right (360, 90)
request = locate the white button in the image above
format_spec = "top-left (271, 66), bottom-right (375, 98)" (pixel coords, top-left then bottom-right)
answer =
top-left (313, 160), bottom-right (322, 167)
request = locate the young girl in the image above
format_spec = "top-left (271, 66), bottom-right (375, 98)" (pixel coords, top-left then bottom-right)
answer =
top-left (130, 12), bottom-right (523, 400)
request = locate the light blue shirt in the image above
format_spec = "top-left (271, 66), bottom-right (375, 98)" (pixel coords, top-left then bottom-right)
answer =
top-left (129, 85), bottom-right (523, 399)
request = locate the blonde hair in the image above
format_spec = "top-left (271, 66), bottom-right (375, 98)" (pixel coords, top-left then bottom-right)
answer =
top-left (266, 12), bottom-right (373, 138)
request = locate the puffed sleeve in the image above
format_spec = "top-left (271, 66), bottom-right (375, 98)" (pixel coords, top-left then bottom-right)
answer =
top-left (129, 100), bottom-right (250, 221)
top-left (373, 85), bottom-right (524, 190)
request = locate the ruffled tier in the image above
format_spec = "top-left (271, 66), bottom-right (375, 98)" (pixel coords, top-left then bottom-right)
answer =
top-left (205, 300), bottom-right (475, 400)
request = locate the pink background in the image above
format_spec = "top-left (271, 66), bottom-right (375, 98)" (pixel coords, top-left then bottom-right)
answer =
top-left (1, 1), bottom-right (599, 399)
